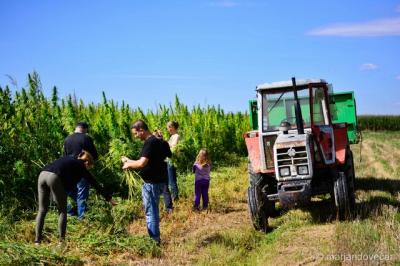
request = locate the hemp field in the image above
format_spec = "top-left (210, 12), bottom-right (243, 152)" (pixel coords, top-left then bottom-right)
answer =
top-left (1, 130), bottom-right (399, 265)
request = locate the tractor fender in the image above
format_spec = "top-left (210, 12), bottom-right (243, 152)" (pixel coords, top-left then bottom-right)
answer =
top-left (244, 131), bottom-right (261, 173)
top-left (333, 124), bottom-right (348, 164)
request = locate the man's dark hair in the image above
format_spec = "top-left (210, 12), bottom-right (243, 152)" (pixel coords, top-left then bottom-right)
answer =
top-left (76, 122), bottom-right (89, 129)
top-left (131, 119), bottom-right (149, 131)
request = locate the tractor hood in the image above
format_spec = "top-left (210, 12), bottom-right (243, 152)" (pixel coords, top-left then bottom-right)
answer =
top-left (274, 133), bottom-right (308, 149)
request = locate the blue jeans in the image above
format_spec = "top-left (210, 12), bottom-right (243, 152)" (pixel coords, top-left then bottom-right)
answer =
top-left (167, 163), bottom-right (179, 200)
top-left (67, 178), bottom-right (89, 219)
top-left (142, 182), bottom-right (165, 244)
top-left (163, 184), bottom-right (173, 211)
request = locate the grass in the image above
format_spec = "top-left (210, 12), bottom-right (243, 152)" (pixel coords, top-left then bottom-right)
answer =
top-left (0, 200), bottom-right (160, 265)
top-left (333, 130), bottom-right (400, 264)
top-left (1, 131), bottom-right (400, 265)
top-left (0, 242), bottom-right (83, 265)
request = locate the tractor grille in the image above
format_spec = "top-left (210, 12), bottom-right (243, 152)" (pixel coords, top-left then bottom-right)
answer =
top-left (276, 146), bottom-right (308, 167)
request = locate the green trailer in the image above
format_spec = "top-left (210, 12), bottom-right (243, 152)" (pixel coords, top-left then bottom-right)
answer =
top-left (330, 91), bottom-right (359, 144)
top-left (248, 91), bottom-right (359, 144)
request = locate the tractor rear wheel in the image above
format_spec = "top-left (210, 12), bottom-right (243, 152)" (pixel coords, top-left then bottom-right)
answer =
top-left (344, 150), bottom-right (356, 211)
top-left (332, 148), bottom-right (356, 220)
top-left (333, 170), bottom-right (352, 220)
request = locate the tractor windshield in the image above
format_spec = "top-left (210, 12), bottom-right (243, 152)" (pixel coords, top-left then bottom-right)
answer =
top-left (261, 88), bottom-right (311, 132)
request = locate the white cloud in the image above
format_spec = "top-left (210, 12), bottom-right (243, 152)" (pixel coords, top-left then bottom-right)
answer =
top-left (209, 1), bottom-right (238, 8)
top-left (308, 17), bottom-right (400, 37)
top-left (360, 63), bottom-right (378, 71)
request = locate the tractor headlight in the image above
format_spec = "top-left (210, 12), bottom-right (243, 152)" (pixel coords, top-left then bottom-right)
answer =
top-left (279, 167), bottom-right (290, 177)
top-left (297, 165), bottom-right (309, 175)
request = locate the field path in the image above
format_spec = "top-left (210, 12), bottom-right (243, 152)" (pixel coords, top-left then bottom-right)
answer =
top-left (118, 202), bottom-right (336, 265)
top-left (122, 202), bottom-right (249, 265)
top-left (116, 200), bottom-right (338, 265)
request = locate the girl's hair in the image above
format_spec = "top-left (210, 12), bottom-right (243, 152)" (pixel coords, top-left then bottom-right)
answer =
top-left (167, 120), bottom-right (179, 130)
top-left (195, 149), bottom-right (211, 166)
top-left (78, 150), bottom-right (94, 167)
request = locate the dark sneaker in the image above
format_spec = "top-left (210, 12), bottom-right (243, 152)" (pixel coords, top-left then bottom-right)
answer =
top-left (67, 206), bottom-right (78, 216)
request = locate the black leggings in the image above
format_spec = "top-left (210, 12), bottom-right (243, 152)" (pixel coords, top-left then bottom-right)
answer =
top-left (35, 171), bottom-right (67, 243)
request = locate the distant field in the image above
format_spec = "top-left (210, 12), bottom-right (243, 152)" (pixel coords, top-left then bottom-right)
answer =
top-left (1, 130), bottom-right (399, 265)
top-left (358, 115), bottom-right (400, 131)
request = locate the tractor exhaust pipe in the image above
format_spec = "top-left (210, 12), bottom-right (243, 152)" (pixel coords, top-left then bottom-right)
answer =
top-left (292, 77), bottom-right (305, 134)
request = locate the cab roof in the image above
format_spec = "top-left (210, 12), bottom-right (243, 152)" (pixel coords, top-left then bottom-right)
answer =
top-left (256, 78), bottom-right (327, 91)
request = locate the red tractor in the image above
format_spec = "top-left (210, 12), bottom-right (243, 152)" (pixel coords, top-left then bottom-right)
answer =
top-left (244, 78), bottom-right (356, 232)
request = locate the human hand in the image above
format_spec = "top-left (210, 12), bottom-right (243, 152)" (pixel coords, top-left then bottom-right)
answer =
top-left (122, 163), bottom-right (130, 170)
top-left (121, 156), bottom-right (131, 170)
top-left (121, 156), bottom-right (129, 163)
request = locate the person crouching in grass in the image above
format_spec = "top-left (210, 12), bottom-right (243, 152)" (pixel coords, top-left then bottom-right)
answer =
top-left (34, 150), bottom-right (116, 245)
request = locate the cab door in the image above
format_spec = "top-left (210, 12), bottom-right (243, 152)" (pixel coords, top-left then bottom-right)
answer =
top-left (310, 86), bottom-right (335, 165)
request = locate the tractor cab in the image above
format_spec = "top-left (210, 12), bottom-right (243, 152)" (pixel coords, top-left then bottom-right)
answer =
top-left (250, 78), bottom-right (336, 175)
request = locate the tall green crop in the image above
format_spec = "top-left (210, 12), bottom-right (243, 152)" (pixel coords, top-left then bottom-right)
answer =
top-left (0, 72), bottom-right (250, 215)
top-left (358, 115), bottom-right (400, 131)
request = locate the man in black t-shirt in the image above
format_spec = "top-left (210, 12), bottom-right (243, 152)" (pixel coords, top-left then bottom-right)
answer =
top-left (121, 120), bottom-right (171, 245)
top-left (64, 122), bottom-right (98, 219)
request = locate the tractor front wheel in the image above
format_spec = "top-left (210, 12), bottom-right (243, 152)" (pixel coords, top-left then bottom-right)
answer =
top-left (248, 185), bottom-right (268, 232)
top-left (247, 172), bottom-right (275, 232)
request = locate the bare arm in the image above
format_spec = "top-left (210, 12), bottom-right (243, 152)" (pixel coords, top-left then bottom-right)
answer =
top-left (121, 156), bottom-right (149, 170)
top-left (82, 169), bottom-right (112, 201)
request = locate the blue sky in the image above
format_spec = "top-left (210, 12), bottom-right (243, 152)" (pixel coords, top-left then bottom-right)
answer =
top-left (0, 1), bottom-right (399, 114)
